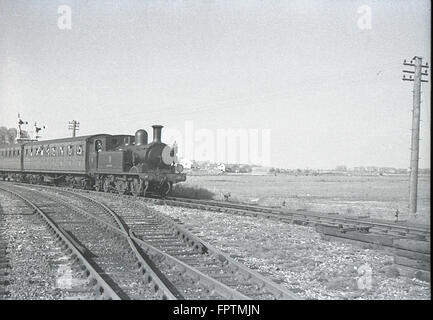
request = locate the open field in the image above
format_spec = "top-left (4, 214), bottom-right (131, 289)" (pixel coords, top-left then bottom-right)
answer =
top-left (177, 174), bottom-right (430, 224)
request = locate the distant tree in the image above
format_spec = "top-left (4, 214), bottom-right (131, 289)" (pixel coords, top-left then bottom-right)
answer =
top-left (0, 126), bottom-right (7, 144)
top-left (7, 128), bottom-right (17, 143)
top-left (0, 126), bottom-right (29, 144)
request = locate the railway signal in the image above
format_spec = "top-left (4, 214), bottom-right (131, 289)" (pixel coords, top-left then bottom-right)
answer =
top-left (68, 120), bottom-right (80, 137)
top-left (402, 56), bottom-right (429, 218)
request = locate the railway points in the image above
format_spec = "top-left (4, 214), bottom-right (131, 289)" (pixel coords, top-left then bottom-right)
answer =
top-left (0, 182), bottom-right (300, 300)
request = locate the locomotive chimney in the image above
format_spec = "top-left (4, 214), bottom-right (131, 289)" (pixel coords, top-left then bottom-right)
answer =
top-left (152, 125), bottom-right (163, 143)
top-left (135, 129), bottom-right (148, 146)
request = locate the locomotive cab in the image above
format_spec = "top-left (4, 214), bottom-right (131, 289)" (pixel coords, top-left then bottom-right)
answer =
top-left (89, 135), bottom-right (135, 173)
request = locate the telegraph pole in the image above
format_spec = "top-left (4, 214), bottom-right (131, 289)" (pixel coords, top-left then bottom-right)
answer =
top-left (402, 56), bottom-right (429, 217)
top-left (68, 120), bottom-right (80, 137)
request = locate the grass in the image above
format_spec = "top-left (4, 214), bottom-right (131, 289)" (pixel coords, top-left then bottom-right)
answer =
top-left (176, 174), bottom-right (431, 223)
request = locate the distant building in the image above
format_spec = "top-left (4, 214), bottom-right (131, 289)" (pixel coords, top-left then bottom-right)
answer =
top-left (225, 164), bottom-right (240, 173)
top-left (335, 165), bottom-right (347, 172)
top-left (179, 158), bottom-right (194, 169)
top-left (217, 163), bottom-right (225, 172)
top-left (239, 165), bottom-right (252, 173)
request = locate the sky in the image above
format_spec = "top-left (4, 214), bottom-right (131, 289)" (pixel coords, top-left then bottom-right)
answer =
top-left (0, 0), bottom-right (431, 169)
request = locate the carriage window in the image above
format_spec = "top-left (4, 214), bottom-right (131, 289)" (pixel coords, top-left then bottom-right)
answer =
top-left (77, 145), bottom-right (83, 155)
top-left (51, 146), bottom-right (56, 156)
top-left (36, 147), bottom-right (41, 156)
top-left (17, 150), bottom-right (20, 156)
top-left (59, 146), bottom-right (64, 156)
top-left (30, 148), bottom-right (33, 156)
top-left (68, 145), bottom-right (73, 156)
top-left (95, 140), bottom-right (103, 152)
top-left (45, 146), bottom-right (50, 156)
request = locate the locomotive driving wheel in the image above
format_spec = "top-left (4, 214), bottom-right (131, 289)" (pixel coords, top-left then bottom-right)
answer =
top-left (115, 179), bottom-right (128, 194)
top-left (94, 177), bottom-right (103, 192)
top-left (131, 178), bottom-right (143, 196)
top-left (103, 178), bottom-right (113, 193)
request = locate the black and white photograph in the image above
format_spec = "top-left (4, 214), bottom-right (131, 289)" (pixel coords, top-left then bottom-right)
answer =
top-left (0, 0), bottom-right (430, 307)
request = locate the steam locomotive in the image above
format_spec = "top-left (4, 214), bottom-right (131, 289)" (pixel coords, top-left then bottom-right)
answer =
top-left (0, 125), bottom-right (186, 197)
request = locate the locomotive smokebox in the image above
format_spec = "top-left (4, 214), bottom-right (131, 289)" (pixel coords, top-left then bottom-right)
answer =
top-left (152, 125), bottom-right (163, 143)
top-left (135, 129), bottom-right (148, 146)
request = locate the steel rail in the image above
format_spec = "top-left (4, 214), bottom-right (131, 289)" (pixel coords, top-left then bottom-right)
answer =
top-left (9, 184), bottom-right (180, 300)
top-left (132, 200), bottom-right (300, 300)
top-left (18, 184), bottom-right (299, 299)
top-left (147, 197), bottom-right (430, 238)
top-left (3, 182), bottom-right (428, 238)
top-left (44, 188), bottom-right (263, 299)
top-left (0, 186), bottom-right (121, 300)
top-left (129, 232), bottom-right (251, 300)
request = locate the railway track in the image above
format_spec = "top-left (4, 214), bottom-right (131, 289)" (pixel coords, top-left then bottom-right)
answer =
top-left (1, 183), bottom-right (300, 300)
top-left (6, 180), bottom-right (430, 249)
top-left (0, 185), bottom-right (183, 300)
top-left (146, 196), bottom-right (430, 241)
top-left (4, 181), bottom-right (428, 241)
top-left (0, 204), bottom-right (9, 299)
top-left (144, 195), bottom-right (429, 278)
top-left (0, 186), bottom-right (116, 299)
